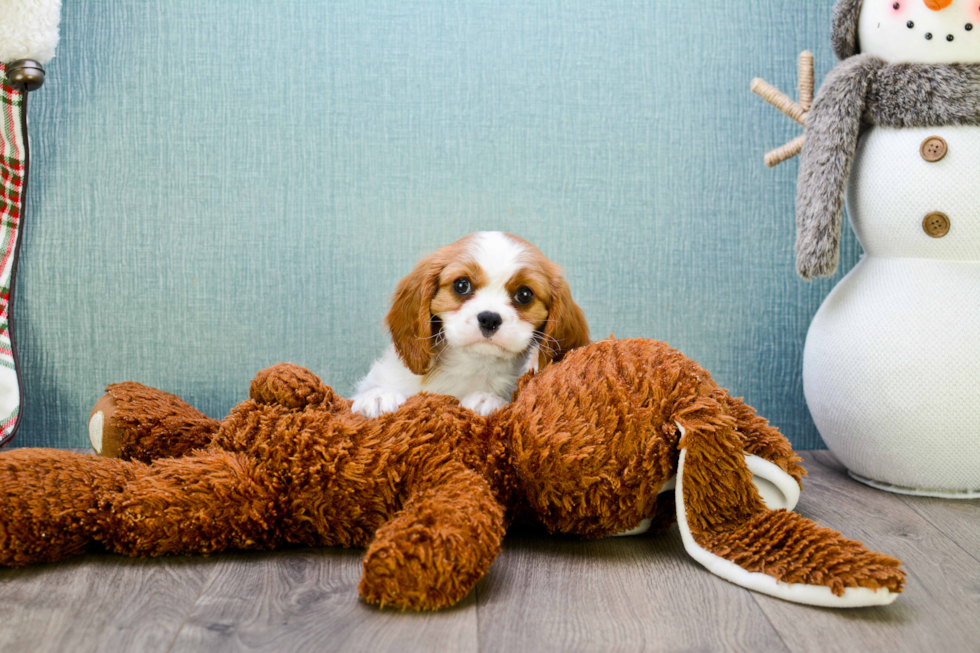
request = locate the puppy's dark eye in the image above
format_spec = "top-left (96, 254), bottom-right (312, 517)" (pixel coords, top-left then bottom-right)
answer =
top-left (514, 286), bottom-right (534, 305)
top-left (453, 278), bottom-right (472, 296)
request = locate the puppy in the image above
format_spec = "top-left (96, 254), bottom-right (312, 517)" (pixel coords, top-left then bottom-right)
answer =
top-left (352, 232), bottom-right (589, 417)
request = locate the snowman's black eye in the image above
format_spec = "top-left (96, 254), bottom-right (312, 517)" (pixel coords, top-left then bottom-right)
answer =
top-left (908, 21), bottom-right (915, 28)
top-left (925, 32), bottom-right (934, 40)
top-left (947, 34), bottom-right (955, 41)
top-left (453, 278), bottom-right (472, 296)
top-left (514, 287), bottom-right (534, 305)
top-left (893, 2), bottom-right (899, 8)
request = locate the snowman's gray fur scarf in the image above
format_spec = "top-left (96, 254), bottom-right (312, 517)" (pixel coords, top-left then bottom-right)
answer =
top-left (795, 55), bottom-right (980, 279)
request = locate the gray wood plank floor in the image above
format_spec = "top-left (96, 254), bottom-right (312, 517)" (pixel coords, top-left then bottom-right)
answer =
top-left (0, 451), bottom-right (976, 653)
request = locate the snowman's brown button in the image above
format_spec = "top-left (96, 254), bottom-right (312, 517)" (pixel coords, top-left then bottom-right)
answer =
top-left (920, 136), bottom-right (948, 162)
top-left (923, 212), bottom-right (950, 238)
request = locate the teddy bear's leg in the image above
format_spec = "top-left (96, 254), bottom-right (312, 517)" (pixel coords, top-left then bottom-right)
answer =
top-left (249, 363), bottom-right (351, 413)
top-left (673, 399), bottom-right (905, 607)
top-left (89, 382), bottom-right (222, 462)
top-left (90, 365), bottom-right (347, 463)
top-left (102, 450), bottom-right (284, 557)
top-left (358, 459), bottom-right (506, 611)
top-left (0, 449), bottom-right (134, 566)
top-left (719, 390), bottom-right (806, 484)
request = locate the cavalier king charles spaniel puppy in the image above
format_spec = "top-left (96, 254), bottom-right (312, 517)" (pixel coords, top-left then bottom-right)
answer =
top-left (352, 231), bottom-right (589, 418)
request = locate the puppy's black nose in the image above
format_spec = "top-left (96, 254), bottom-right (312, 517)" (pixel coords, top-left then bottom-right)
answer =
top-left (477, 311), bottom-right (503, 336)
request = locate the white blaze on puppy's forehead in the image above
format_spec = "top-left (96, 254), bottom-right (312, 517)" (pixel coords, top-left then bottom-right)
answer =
top-left (467, 232), bottom-right (527, 290)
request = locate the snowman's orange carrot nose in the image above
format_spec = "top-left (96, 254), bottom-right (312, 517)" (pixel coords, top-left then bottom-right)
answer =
top-left (923, 0), bottom-right (953, 10)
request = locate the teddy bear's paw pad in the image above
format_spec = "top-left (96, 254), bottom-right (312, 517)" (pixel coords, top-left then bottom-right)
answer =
top-left (88, 411), bottom-right (103, 453)
top-left (89, 394), bottom-right (124, 458)
top-left (614, 518), bottom-right (653, 537)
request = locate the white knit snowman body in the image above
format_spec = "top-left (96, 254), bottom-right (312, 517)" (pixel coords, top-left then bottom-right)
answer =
top-left (804, 0), bottom-right (980, 496)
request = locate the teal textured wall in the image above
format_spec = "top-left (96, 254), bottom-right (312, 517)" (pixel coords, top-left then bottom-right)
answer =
top-left (15, 0), bottom-right (860, 450)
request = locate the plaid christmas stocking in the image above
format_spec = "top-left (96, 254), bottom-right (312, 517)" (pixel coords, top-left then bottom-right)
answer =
top-left (0, 0), bottom-right (60, 446)
top-left (0, 63), bottom-right (30, 446)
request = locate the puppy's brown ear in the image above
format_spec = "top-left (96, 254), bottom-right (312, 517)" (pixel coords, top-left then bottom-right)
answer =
top-left (386, 253), bottom-right (443, 376)
top-left (541, 268), bottom-right (589, 366)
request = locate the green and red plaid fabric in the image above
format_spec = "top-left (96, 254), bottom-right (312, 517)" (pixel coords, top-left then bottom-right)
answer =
top-left (0, 62), bottom-right (25, 444)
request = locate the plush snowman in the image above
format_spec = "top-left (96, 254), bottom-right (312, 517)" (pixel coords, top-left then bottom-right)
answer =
top-left (769, 0), bottom-right (980, 497)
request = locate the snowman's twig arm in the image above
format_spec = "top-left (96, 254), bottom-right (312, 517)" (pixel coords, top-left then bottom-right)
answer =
top-left (751, 51), bottom-right (814, 168)
top-left (751, 79), bottom-right (806, 125)
top-left (766, 135), bottom-right (805, 168)
top-left (795, 54), bottom-right (881, 279)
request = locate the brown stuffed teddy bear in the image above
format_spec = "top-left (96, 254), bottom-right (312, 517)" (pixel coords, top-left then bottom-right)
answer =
top-left (0, 338), bottom-right (904, 609)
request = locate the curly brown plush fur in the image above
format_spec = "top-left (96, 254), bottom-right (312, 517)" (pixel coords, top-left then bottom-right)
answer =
top-left (0, 339), bottom-right (904, 610)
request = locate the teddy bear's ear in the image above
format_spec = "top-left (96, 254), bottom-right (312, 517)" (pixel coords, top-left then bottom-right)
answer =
top-left (386, 252), bottom-right (444, 376)
top-left (832, 0), bottom-right (863, 60)
top-left (674, 417), bottom-right (905, 607)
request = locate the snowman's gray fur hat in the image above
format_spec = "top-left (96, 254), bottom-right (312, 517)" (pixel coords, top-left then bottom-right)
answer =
top-left (832, 0), bottom-right (863, 59)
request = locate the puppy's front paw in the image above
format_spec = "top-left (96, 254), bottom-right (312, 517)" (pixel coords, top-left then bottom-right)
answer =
top-left (351, 387), bottom-right (408, 418)
top-left (461, 392), bottom-right (507, 416)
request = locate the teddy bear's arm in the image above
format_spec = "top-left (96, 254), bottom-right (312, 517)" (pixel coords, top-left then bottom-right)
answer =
top-left (359, 458), bottom-right (506, 611)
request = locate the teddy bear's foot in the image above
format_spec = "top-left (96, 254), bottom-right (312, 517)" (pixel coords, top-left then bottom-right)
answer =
top-left (0, 449), bottom-right (132, 566)
top-left (89, 382), bottom-right (221, 462)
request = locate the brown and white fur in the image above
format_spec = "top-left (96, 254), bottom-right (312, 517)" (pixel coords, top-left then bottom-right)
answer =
top-left (352, 232), bottom-right (589, 418)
